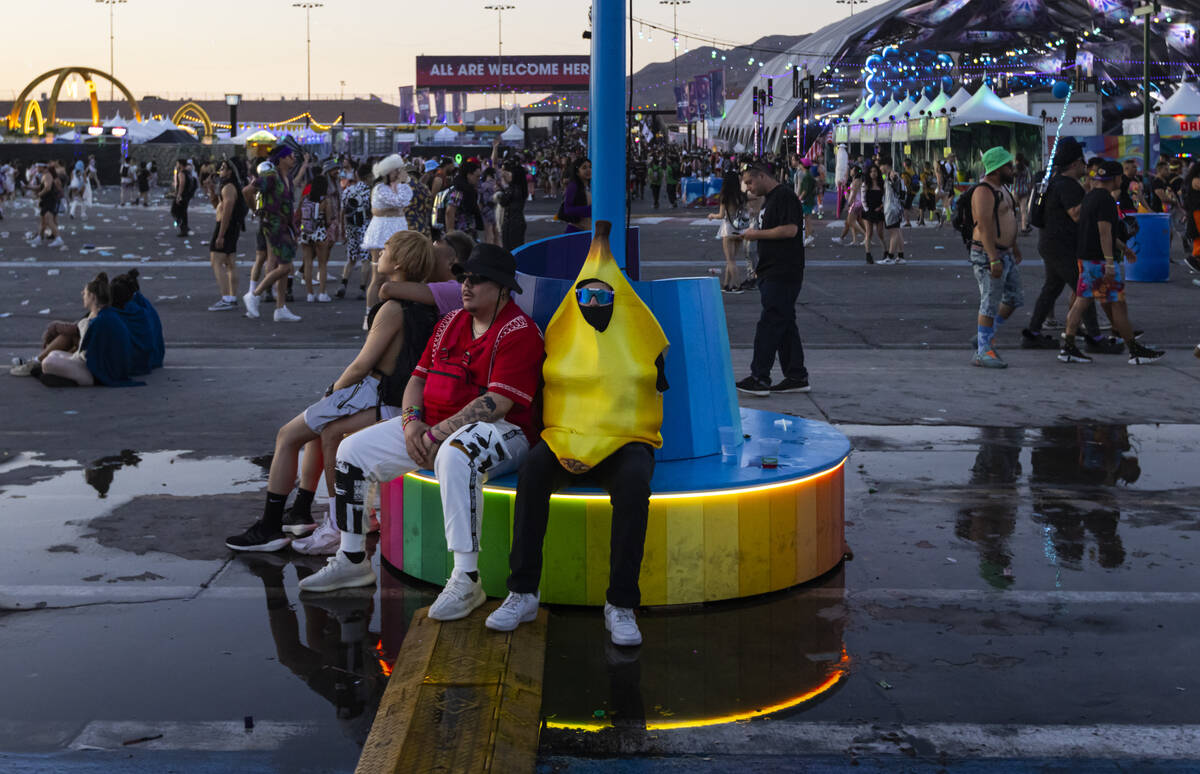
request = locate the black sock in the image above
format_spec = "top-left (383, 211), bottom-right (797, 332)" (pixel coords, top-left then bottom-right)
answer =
top-left (466, 571), bottom-right (479, 582)
top-left (898, 252), bottom-right (905, 260)
top-left (344, 551), bottom-right (366, 563)
top-left (262, 491), bottom-right (287, 532)
top-left (339, 277), bottom-right (348, 287)
top-left (292, 487), bottom-right (315, 514)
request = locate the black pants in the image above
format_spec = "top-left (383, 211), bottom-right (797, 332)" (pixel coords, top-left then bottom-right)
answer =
top-left (665, 185), bottom-right (677, 207)
top-left (751, 276), bottom-right (808, 382)
top-left (650, 184), bottom-right (661, 208)
top-left (1030, 254), bottom-right (1100, 338)
top-left (508, 441), bottom-right (654, 608)
top-left (171, 198), bottom-right (190, 235)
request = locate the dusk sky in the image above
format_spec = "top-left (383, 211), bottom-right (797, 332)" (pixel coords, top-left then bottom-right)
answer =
top-left (3, 1), bottom-right (854, 108)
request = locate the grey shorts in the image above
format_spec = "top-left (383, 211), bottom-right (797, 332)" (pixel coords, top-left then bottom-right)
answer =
top-left (969, 247), bottom-right (1024, 318)
top-left (303, 376), bottom-right (381, 433)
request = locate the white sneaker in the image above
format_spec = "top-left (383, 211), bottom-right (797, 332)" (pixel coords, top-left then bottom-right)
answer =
top-left (316, 293), bottom-right (332, 303)
top-left (274, 306), bottom-right (301, 322)
top-left (297, 551), bottom-right (376, 593)
top-left (604, 603), bottom-right (642, 646)
top-left (207, 298), bottom-right (237, 311)
top-left (485, 591), bottom-right (540, 632)
top-left (306, 293), bottom-right (315, 303)
top-left (361, 313), bottom-right (370, 332)
top-left (243, 291), bottom-right (261, 319)
top-left (291, 514), bottom-right (340, 555)
top-left (428, 568), bottom-right (486, 621)
top-left (803, 236), bottom-right (816, 247)
top-left (893, 256), bottom-right (907, 265)
top-left (49, 236), bottom-right (65, 248)
top-left (830, 236), bottom-right (843, 244)
top-left (9, 359), bottom-right (37, 376)
top-left (879, 256), bottom-right (895, 265)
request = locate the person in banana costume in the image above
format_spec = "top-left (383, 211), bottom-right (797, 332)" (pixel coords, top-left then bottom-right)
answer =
top-left (485, 221), bottom-right (669, 647)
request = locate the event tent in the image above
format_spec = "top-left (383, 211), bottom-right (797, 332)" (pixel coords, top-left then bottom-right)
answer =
top-left (432, 126), bottom-right (457, 144)
top-left (501, 124), bottom-right (525, 146)
top-left (950, 84), bottom-right (1042, 126)
top-left (945, 88), bottom-right (973, 115)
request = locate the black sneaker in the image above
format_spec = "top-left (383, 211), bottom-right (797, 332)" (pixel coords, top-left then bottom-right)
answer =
top-left (282, 505), bottom-right (317, 537)
top-left (769, 376), bottom-right (811, 394)
top-left (1128, 341), bottom-right (1165, 365)
top-left (865, 251), bottom-right (875, 265)
top-left (1084, 335), bottom-right (1125, 355)
top-left (735, 376), bottom-right (770, 397)
top-left (226, 521), bottom-right (291, 552)
top-left (1020, 329), bottom-right (1058, 350)
top-left (1185, 255), bottom-right (1200, 274)
top-left (1057, 340), bottom-right (1093, 364)
top-left (335, 286), bottom-right (346, 299)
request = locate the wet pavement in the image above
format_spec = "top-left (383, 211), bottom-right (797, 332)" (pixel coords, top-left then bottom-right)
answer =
top-left (1, 422), bottom-right (1198, 771)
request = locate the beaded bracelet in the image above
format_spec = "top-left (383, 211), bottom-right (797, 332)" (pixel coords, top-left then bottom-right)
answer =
top-left (401, 406), bottom-right (424, 429)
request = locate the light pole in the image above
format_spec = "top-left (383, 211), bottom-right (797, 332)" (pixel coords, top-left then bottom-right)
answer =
top-left (834, 0), bottom-right (873, 15)
top-left (95, 0), bottom-right (127, 102)
top-left (659, 0), bottom-right (690, 88)
top-left (292, 2), bottom-right (323, 102)
top-left (1133, 2), bottom-right (1160, 196)
top-left (225, 93), bottom-right (241, 138)
top-left (484, 4), bottom-right (515, 121)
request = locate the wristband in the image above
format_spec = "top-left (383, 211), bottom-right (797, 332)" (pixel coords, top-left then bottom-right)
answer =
top-left (425, 429), bottom-right (439, 445)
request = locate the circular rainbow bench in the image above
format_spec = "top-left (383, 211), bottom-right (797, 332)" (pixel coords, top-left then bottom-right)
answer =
top-left (378, 228), bottom-right (851, 606)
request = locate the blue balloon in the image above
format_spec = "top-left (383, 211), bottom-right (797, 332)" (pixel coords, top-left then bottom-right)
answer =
top-left (865, 54), bottom-right (884, 72)
top-left (883, 45), bottom-right (901, 61)
top-left (941, 75), bottom-right (955, 92)
top-left (924, 84), bottom-right (940, 99)
top-left (1051, 80), bottom-right (1071, 99)
top-left (937, 53), bottom-right (955, 67)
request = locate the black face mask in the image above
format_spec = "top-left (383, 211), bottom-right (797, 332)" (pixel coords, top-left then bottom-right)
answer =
top-left (580, 305), bottom-right (613, 332)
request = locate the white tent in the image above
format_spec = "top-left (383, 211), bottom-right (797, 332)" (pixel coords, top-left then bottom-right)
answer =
top-left (950, 84), bottom-right (1042, 126)
top-left (878, 99), bottom-right (902, 121)
top-left (1161, 82), bottom-right (1200, 114)
top-left (846, 100), bottom-right (870, 121)
top-left (945, 87), bottom-right (973, 115)
top-left (501, 124), bottom-right (525, 146)
top-left (911, 93), bottom-right (933, 116)
top-left (925, 89), bottom-right (952, 117)
top-left (432, 126), bottom-right (457, 144)
top-left (894, 97), bottom-right (917, 119)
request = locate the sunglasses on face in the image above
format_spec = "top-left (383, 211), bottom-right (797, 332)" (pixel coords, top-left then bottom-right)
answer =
top-left (460, 274), bottom-right (494, 288)
top-left (576, 287), bottom-right (615, 305)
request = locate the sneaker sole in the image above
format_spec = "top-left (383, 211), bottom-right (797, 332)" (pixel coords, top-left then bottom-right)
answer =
top-left (298, 569), bottom-right (377, 593)
top-left (485, 608), bottom-right (539, 632)
top-left (291, 540), bottom-right (338, 556)
top-left (736, 387), bottom-right (770, 397)
top-left (1128, 356), bottom-right (1165, 365)
top-left (605, 621), bottom-right (643, 647)
top-left (1056, 354), bottom-right (1092, 363)
top-left (770, 386), bottom-right (812, 393)
top-left (429, 588), bottom-right (486, 621)
top-left (282, 523), bottom-right (317, 536)
top-left (225, 537), bottom-right (291, 552)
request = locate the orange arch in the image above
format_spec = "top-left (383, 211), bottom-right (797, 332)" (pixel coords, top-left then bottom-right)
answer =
top-left (172, 102), bottom-right (213, 137)
top-left (7, 66), bottom-right (141, 133)
top-left (23, 101), bottom-right (46, 135)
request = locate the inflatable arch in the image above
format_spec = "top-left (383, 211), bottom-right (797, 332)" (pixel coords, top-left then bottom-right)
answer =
top-left (6, 66), bottom-right (141, 133)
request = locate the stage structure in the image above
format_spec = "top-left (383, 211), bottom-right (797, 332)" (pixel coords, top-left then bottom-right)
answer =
top-left (6, 66), bottom-right (141, 134)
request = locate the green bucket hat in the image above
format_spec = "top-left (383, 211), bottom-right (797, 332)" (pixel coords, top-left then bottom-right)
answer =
top-left (982, 146), bottom-right (1014, 176)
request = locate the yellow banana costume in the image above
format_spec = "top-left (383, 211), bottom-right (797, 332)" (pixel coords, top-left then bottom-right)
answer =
top-left (542, 222), bottom-right (670, 472)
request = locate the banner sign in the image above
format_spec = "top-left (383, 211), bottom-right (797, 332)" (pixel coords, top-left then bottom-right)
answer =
top-left (694, 75), bottom-right (711, 120)
top-left (416, 55), bottom-right (591, 91)
top-left (417, 90), bottom-right (431, 124)
top-left (674, 85), bottom-right (688, 122)
top-left (1159, 114), bottom-right (1200, 138)
top-left (708, 69), bottom-right (725, 118)
top-left (399, 86), bottom-right (414, 123)
top-left (452, 92), bottom-right (466, 124)
top-left (435, 91), bottom-right (447, 123)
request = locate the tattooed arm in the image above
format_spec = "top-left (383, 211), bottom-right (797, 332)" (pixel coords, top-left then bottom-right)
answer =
top-left (429, 392), bottom-right (514, 443)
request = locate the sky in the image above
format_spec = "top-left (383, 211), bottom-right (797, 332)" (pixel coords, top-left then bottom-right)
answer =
top-left (1, 0), bottom-right (853, 109)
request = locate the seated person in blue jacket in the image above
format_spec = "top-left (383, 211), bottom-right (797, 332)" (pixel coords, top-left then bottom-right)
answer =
top-left (110, 269), bottom-right (164, 369)
top-left (109, 269), bottom-right (158, 376)
top-left (225, 231), bottom-right (441, 553)
top-left (12, 273), bottom-right (139, 387)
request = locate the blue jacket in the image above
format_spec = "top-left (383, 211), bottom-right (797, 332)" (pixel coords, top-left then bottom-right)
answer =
top-left (113, 300), bottom-right (155, 375)
top-left (131, 291), bottom-right (164, 368)
top-left (82, 306), bottom-right (142, 386)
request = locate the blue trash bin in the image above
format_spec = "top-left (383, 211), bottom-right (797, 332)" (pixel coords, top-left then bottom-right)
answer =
top-left (1125, 213), bottom-right (1170, 282)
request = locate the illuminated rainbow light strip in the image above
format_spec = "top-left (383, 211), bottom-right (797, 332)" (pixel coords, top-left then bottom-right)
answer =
top-left (397, 458), bottom-right (846, 607)
top-left (545, 649), bottom-right (851, 732)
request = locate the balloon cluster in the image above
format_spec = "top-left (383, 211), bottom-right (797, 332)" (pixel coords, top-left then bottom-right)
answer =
top-left (861, 47), bottom-right (956, 106)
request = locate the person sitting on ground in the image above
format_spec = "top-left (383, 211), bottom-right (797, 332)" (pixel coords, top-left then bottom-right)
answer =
top-left (296, 244), bottom-right (544, 615)
top-left (109, 270), bottom-right (158, 376)
top-left (111, 268), bottom-right (165, 369)
top-left (486, 221), bottom-right (668, 647)
top-left (14, 273), bottom-right (139, 387)
top-left (226, 231), bottom-right (441, 553)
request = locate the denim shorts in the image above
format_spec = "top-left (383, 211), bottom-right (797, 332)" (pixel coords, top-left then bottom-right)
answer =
top-left (969, 246), bottom-right (1024, 318)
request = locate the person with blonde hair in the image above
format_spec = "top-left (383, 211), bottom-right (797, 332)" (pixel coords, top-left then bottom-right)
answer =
top-left (360, 154), bottom-right (414, 329)
top-left (226, 230), bottom-right (439, 552)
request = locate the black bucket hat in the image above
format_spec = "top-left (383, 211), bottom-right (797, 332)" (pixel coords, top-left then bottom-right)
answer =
top-left (452, 243), bottom-right (522, 294)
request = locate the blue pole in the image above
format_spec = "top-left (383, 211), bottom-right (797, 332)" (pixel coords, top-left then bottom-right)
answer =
top-left (592, 0), bottom-right (626, 267)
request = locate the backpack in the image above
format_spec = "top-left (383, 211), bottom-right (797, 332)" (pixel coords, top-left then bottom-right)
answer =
top-left (952, 183), bottom-right (1005, 246)
top-left (1028, 179), bottom-right (1049, 230)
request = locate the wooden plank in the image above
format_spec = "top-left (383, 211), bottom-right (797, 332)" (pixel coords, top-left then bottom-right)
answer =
top-left (736, 490), bottom-right (771, 597)
top-left (795, 477), bottom-right (820, 582)
top-left (584, 499), bottom-right (613, 606)
top-left (357, 602), bottom-right (548, 774)
top-left (639, 503), bottom-right (669, 606)
top-left (665, 499), bottom-right (703, 604)
top-left (702, 496), bottom-right (739, 601)
top-left (767, 485), bottom-right (797, 590)
top-left (478, 490), bottom-right (514, 599)
top-left (541, 498), bottom-right (588, 604)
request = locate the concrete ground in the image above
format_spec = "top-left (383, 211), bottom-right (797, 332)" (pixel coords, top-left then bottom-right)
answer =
top-left (0, 188), bottom-right (1198, 772)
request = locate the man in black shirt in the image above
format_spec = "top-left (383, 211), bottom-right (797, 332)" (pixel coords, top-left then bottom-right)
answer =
top-left (1023, 139), bottom-right (1112, 353)
top-left (1059, 160), bottom-right (1164, 365)
top-left (735, 162), bottom-right (810, 395)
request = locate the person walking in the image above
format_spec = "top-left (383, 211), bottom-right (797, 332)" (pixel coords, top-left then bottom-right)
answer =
top-left (968, 148), bottom-right (1023, 368)
top-left (207, 158), bottom-right (248, 311)
top-left (1184, 161), bottom-right (1200, 274)
top-left (242, 140), bottom-right (304, 323)
top-left (707, 169), bottom-right (749, 291)
top-left (171, 159), bottom-right (195, 237)
top-left (861, 164), bottom-right (885, 263)
top-left (734, 162), bottom-right (810, 396)
top-left (647, 157), bottom-right (664, 209)
top-left (794, 160), bottom-right (817, 248)
top-left (337, 163), bottom-right (372, 299)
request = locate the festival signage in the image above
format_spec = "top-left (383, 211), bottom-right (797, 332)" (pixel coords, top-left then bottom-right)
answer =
top-left (675, 85), bottom-right (688, 122)
top-left (1031, 101), bottom-right (1100, 137)
top-left (927, 116), bottom-right (949, 141)
top-left (694, 75), bottom-right (711, 120)
top-left (417, 89), bottom-right (431, 124)
top-left (399, 86), bottom-right (414, 123)
top-left (1159, 114), bottom-right (1200, 138)
top-left (415, 55), bottom-right (590, 91)
top-left (708, 69), bottom-right (725, 118)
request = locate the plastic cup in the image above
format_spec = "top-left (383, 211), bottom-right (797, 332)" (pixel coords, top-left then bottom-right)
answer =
top-left (719, 426), bottom-right (738, 457)
top-left (759, 438), bottom-right (782, 469)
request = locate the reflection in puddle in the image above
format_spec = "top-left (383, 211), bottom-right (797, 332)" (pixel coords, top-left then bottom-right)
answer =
top-left (84, 450), bottom-right (142, 498)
